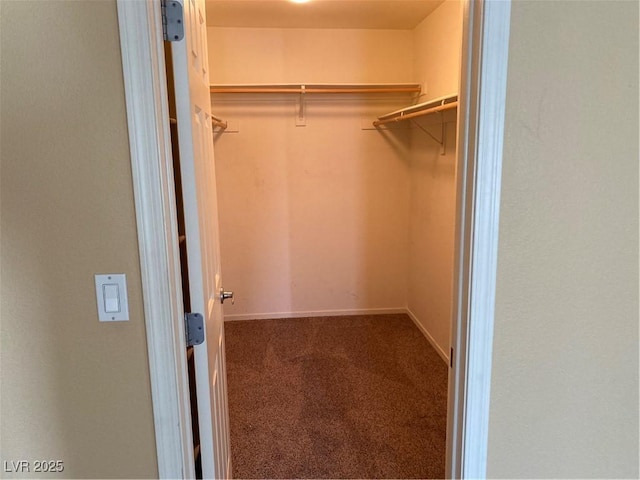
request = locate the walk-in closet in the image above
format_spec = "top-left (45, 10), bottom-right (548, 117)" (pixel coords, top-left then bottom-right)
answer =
top-left (178, 1), bottom-right (463, 477)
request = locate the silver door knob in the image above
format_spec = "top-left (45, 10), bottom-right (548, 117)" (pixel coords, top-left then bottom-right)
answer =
top-left (220, 289), bottom-right (234, 305)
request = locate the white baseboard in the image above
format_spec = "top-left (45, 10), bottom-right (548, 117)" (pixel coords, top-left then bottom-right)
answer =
top-left (224, 307), bottom-right (407, 322)
top-left (405, 308), bottom-right (449, 364)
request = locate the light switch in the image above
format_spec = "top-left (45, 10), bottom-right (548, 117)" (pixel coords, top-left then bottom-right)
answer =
top-left (103, 284), bottom-right (120, 313)
top-left (95, 274), bottom-right (129, 321)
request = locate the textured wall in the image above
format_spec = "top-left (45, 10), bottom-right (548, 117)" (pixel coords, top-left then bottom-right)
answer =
top-left (208, 28), bottom-right (414, 318)
top-left (0, 1), bottom-right (158, 478)
top-left (406, 0), bottom-right (462, 359)
top-left (488, 1), bottom-right (639, 477)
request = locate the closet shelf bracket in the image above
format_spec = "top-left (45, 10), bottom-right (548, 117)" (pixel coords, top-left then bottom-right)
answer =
top-left (373, 94), bottom-right (457, 155)
top-left (211, 114), bottom-right (228, 130)
top-left (410, 117), bottom-right (448, 156)
top-left (296, 85), bottom-right (306, 126)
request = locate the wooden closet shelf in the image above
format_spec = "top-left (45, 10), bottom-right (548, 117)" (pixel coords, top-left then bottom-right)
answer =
top-left (210, 83), bottom-right (422, 95)
top-left (373, 94), bottom-right (458, 127)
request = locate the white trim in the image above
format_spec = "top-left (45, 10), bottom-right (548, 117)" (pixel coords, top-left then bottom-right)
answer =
top-left (116, 1), bottom-right (195, 478)
top-left (224, 307), bottom-right (407, 321)
top-left (405, 309), bottom-right (449, 364)
top-left (463, 1), bottom-right (511, 476)
top-left (446, 0), bottom-right (511, 478)
top-left (226, 456), bottom-right (232, 480)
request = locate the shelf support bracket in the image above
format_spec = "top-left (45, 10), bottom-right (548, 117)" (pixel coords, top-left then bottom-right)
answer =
top-left (411, 116), bottom-right (448, 155)
top-left (296, 85), bottom-right (306, 126)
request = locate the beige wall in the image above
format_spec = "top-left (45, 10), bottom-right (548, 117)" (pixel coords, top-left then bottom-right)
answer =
top-left (488, 0), bottom-right (639, 477)
top-left (413, 0), bottom-right (461, 101)
top-left (0, 1), bottom-right (158, 478)
top-left (208, 27), bottom-right (414, 84)
top-left (208, 28), bottom-right (415, 317)
top-left (406, 0), bottom-right (462, 358)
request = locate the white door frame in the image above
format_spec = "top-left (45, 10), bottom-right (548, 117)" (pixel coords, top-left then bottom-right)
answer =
top-left (116, 1), bottom-right (194, 477)
top-left (116, 0), bottom-right (511, 478)
top-left (446, 1), bottom-right (511, 477)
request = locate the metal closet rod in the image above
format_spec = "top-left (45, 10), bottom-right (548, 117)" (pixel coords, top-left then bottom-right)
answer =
top-left (210, 83), bottom-right (422, 94)
top-left (373, 96), bottom-right (458, 127)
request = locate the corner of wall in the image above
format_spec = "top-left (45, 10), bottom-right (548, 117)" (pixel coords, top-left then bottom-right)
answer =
top-left (405, 0), bottom-right (462, 358)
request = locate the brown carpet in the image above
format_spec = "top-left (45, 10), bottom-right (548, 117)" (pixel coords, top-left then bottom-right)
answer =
top-left (224, 314), bottom-right (448, 479)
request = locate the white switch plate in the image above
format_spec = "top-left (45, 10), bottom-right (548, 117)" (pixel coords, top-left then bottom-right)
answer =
top-left (95, 274), bottom-right (129, 321)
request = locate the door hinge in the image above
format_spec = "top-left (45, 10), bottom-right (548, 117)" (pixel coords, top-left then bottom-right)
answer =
top-left (161, 0), bottom-right (184, 42)
top-left (185, 312), bottom-right (204, 346)
top-left (450, 348), bottom-right (454, 368)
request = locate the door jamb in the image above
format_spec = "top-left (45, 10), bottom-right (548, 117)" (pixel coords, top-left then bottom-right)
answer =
top-left (116, 0), bottom-right (511, 477)
top-left (446, 1), bottom-right (511, 477)
top-left (116, 1), bottom-right (194, 478)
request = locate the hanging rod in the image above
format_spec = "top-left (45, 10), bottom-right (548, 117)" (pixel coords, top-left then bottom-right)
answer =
top-left (211, 114), bottom-right (228, 130)
top-left (210, 83), bottom-right (422, 95)
top-left (373, 94), bottom-right (458, 127)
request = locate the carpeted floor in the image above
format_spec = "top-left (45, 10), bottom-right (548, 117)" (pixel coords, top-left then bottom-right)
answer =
top-left (224, 314), bottom-right (448, 479)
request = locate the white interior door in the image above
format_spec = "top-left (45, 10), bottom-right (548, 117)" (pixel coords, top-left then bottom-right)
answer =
top-left (170, 0), bottom-right (231, 478)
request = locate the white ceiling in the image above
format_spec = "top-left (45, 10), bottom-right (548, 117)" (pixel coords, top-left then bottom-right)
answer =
top-left (205, 1), bottom-right (446, 30)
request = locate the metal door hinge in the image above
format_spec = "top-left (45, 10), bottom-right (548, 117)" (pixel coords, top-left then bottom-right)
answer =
top-left (450, 348), bottom-right (454, 368)
top-left (161, 0), bottom-right (184, 42)
top-left (185, 312), bottom-right (204, 346)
